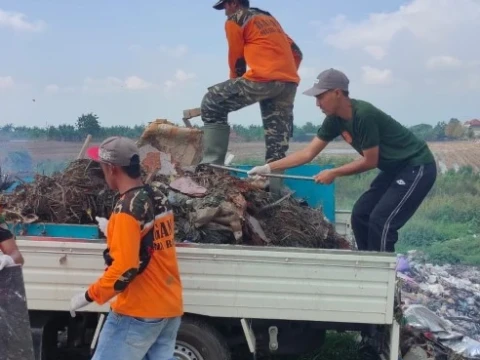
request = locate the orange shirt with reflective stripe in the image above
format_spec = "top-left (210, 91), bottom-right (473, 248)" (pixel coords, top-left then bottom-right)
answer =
top-left (87, 187), bottom-right (183, 318)
top-left (226, 8), bottom-right (301, 83)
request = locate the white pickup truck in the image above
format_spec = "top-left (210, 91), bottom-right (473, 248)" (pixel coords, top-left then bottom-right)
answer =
top-left (17, 213), bottom-right (400, 360)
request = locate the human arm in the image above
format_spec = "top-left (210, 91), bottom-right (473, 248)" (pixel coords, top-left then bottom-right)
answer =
top-left (313, 147), bottom-right (378, 184)
top-left (0, 227), bottom-right (24, 269)
top-left (314, 114), bottom-right (380, 184)
top-left (248, 137), bottom-right (328, 176)
top-left (0, 237), bottom-right (24, 266)
top-left (86, 213), bottom-right (141, 305)
top-left (248, 117), bottom-right (338, 176)
top-left (332, 147), bottom-right (379, 177)
top-left (225, 20), bottom-right (246, 78)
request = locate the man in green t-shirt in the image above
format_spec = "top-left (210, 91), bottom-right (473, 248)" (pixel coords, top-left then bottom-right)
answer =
top-left (247, 68), bottom-right (437, 252)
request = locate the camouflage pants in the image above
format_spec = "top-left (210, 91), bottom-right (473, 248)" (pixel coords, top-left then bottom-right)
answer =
top-left (201, 77), bottom-right (297, 163)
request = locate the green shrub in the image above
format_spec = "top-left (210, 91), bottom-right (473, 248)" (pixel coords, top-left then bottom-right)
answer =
top-left (397, 236), bottom-right (480, 266)
top-left (298, 332), bottom-right (361, 360)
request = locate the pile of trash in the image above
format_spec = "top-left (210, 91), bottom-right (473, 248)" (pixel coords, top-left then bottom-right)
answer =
top-left (397, 250), bottom-right (480, 359)
top-left (0, 158), bottom-right (351, 250)
top-left (0, 160), bottom-right (116, 224)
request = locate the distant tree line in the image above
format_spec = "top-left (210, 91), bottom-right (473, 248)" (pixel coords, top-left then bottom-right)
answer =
top-left (409, 118), bottom-right (475, 142)
top-left (1, 113), bottom-right (146, 142)
top-left (0, 113), bottom-right (474, 143)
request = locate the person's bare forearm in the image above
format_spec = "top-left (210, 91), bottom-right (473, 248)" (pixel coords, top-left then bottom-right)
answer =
top-left (269, 137), bottom-right (328, 171)
top-left (333, 158), bottom-right (376, 177)
top-left (268, 151), bottom-right (313, 171)
top-left (1, 238), bottom-right (25, 265)
top-left (9, 249), bottom-right (24, 265)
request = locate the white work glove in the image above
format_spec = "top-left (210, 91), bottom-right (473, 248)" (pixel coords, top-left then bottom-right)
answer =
top-left (70, 291), bottom-right (92, 317)
top-left (247, 164), bottom-right (271, 178)
top-left (0, 254), bottom-right (15, 271)
top-left (95, 216), bottom-right (108, 236)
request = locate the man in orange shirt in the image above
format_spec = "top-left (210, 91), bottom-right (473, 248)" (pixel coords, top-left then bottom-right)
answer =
top-left (69, 136), bottom-right (183, 360)
top-left (201, 0), bottom-right (302, 193)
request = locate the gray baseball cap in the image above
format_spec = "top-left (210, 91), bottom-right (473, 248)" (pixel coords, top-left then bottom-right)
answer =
top-left (87, 136), bottom-right (140, 166)
top-left (303, 68), bottom-right (349, 97)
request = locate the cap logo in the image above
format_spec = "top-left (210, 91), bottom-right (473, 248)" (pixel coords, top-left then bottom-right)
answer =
top-left (99, 147), bottom-right (114, 162)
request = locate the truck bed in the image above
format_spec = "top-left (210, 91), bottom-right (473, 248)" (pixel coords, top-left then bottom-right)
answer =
top-left (17, 237), bottom-right (397, 325)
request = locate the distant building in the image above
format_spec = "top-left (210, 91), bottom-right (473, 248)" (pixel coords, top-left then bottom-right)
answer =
top-left (464, 119), bottom-right (480, 137)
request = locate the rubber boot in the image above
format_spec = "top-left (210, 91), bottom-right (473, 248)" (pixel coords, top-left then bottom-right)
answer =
top-left (199, 123), bottom-right (230, 165)
top-left (269, 169), bottom-right (285, 196)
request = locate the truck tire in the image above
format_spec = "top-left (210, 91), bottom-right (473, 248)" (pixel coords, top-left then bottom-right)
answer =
top-left (174, 317), bottom-right (231, 360)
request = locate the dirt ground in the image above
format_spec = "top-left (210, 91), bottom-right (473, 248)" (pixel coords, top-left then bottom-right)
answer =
top-left (1, 139), bottom-right (479, 172)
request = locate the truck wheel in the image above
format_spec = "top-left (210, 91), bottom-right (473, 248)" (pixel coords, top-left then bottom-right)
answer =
top-left (174, 317), bottom-right (231, 360)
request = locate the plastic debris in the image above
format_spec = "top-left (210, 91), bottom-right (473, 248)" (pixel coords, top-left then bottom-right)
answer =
top-left (398, 251), bottom-right (480, 359)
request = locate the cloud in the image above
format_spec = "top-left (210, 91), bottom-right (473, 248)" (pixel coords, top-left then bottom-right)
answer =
top-left (426, 56), bottom-right (463, 70)
top-left (0, 8), bottom-right (46, 32)
top-left (0, 76), bottom-right (15, 89)
top-left (159, 44), bottom-right (188, 58)
top-left (361, 66), bottom-right (393, 85)
top-left (323, 0), bottom-right (480, 59)
top-left (124, 76), bottom-right (152, 90)
top-left (44, 84), bottom-right (76, 94)
top-left (83, 76), bottom-right (154, 93)
top-left (298, 66), bottom-right (318, 79)
top-left (164, 69), bottom-right (196, 91)
top-left (363, 45), bottom-right (386, 60)
top-left (174, 69), bottom-right (195, 82)
top-left (128, 44), bottom-right (142, 52)
top-left (45, 84), bottom-right (59, 94)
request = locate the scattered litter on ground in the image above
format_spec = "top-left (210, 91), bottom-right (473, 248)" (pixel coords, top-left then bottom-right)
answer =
top-left (398, 250), bottom-right (480, 359)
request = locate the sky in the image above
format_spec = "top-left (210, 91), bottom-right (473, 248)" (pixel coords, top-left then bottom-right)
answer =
top-left (1, 0), bottom-right (480, 129)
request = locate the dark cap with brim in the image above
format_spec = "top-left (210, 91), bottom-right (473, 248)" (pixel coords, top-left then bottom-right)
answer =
top-left (213, 0), bottom-right (227, 10)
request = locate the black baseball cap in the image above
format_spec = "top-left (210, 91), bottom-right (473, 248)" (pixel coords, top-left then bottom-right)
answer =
top-left (213, 0), bottom-right (227, 9)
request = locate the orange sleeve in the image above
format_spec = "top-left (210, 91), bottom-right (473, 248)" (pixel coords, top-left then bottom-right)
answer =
top-left (286, 34), bottom-right (303, 69)
top-left (225, 20), bottom-right (246, 79)
top-left (88, 213), bottom-right (141, 305)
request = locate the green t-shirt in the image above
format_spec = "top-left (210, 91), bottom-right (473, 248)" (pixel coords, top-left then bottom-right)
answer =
top-left (317, 99), bottom-right (435, 173)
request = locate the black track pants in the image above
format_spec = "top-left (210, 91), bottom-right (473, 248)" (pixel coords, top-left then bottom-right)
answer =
top-left (351, 163), bottom-right (437, 252)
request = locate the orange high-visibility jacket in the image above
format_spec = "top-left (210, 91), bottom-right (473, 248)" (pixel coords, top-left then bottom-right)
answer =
top-left (225, 7), bottom-right (302, 83)
top-left (88, 185), bottom-right (183, 318)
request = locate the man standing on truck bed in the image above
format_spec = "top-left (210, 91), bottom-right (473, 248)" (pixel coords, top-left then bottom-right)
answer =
top-left (200, 0), bottom-right (302, 193)
top-left (69, 136), bottom-right (183, 360)
top-left (247, 68), bottom-right (437, 253)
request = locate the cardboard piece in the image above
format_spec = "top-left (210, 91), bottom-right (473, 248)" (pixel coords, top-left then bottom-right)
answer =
top-left (137, 119), bottom-right (203, 167)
